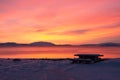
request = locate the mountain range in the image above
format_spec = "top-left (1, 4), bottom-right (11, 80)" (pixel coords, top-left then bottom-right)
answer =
top-left (0, 42), bottom-right (120, 47)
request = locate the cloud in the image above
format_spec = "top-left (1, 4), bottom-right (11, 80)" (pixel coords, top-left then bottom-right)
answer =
top-left (104, 22), bottom-right (120, 28)
top-left (64, 29), bottom-right (89, 35)
top-left (46, 29), bottom-right (89, 35)
top-left (36, 28), bottom-right (48, 33)
top-left (95, 22), bottom-right (120, 29)
top-left (47, 22), bottom-right (120, 36)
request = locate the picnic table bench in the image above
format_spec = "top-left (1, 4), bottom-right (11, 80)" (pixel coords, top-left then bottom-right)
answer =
top-left (71, 54), bottom-right (103, 64)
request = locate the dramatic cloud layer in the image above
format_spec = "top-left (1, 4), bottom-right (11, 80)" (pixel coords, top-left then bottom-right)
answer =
top-left (0, 0), bottom-right (120, 44)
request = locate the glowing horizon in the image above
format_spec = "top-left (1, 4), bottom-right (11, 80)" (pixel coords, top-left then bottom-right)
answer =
top-left (0, 0), bottom-right (120, 44)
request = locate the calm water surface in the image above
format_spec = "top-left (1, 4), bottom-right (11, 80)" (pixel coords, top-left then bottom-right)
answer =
top-left (0, 46), bottom-right (120, 58)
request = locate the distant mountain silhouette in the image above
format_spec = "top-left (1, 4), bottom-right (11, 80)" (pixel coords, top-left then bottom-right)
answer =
top-left (56, 44), bottom-right (72, 46)
top-left (0, 42), bottom-right (55, 47)
top-left (0, 42), bottom-right (18, 46)
top-left (98, 42), bottom-right (120, 46)
top-left (0, 42), bottom-right (120, 47)
top-left (80, 42), bottom-right (120, 46)
top-left (30, 41), bottom-right (55, 46)
top-left (80, 44), bottom-right (96, 46)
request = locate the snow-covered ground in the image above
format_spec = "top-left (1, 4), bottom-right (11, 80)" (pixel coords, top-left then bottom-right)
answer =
top-left (0, 58), bottom-right (120, 80)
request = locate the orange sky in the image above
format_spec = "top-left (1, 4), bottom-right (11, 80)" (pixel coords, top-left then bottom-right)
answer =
top-left (0, 0), bottom-right (120, 44)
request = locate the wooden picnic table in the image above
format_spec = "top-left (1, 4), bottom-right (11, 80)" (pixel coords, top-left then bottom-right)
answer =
top-left (71, 54), bottom-right (103, 64)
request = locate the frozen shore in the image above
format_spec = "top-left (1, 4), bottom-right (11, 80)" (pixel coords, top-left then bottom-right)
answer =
top-left (0, 58), bottom-right (120, 80)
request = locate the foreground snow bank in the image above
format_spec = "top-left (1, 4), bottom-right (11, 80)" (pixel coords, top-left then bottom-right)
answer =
top-left (0, 58), bottom-right (120, 80)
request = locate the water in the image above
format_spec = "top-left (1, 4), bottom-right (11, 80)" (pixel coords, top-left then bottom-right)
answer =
top-left (0, 46), bottom-right (120, 58)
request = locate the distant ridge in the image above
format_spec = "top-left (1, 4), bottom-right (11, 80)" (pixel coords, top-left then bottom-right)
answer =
top-left (80, 42), bottom-right (120, 47)
top-left (0, 42), bottom-right (120, 47)
top-left (0, 42), bottom-right (55, 47)
top-left (30, 41), bottom-right (55, 46)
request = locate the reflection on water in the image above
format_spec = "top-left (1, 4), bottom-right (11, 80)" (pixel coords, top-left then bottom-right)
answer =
top-left (0, 46), bottom-right (120, 58)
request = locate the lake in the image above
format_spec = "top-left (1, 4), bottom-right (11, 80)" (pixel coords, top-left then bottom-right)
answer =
top-left (0, 46), bottom-right (120, 58)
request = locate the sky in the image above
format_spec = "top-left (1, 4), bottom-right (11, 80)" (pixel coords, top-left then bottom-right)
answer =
top-left (0, 0), bottom-right (120, 44)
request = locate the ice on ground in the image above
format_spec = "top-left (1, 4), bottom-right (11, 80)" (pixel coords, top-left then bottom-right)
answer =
top-left (0, 59), bottom-right (120, 80)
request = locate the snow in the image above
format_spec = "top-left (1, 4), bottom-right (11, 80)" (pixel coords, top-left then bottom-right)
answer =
top-left (0, 59), bottom-right (120, 80)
